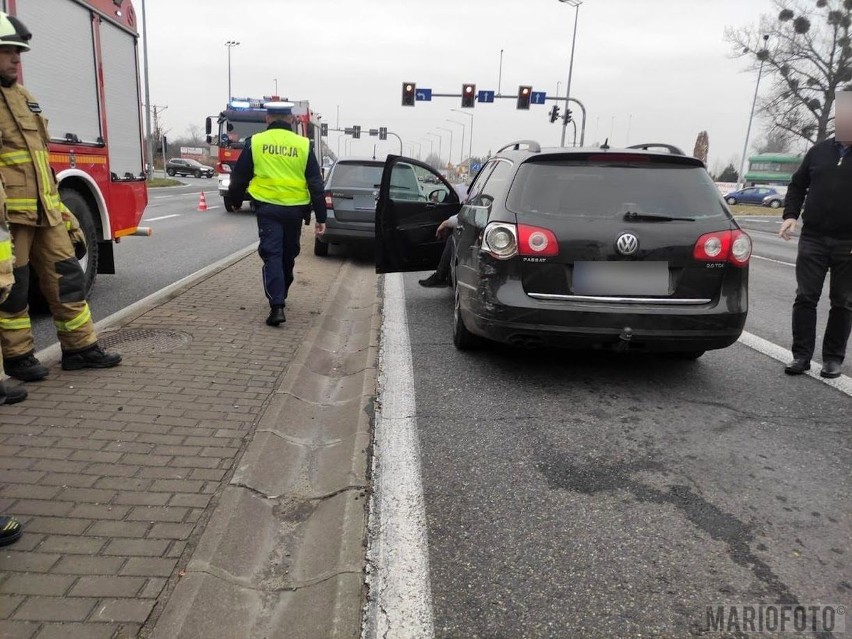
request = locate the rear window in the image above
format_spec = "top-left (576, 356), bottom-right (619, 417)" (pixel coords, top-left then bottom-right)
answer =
top-left (507, 161), bottom-right (728, 220)
top-left (329, 162), bottom-right (384, 189)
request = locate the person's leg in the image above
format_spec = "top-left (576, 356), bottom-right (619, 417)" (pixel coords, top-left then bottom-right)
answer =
top-left (822, 238), bottom-right (852, 365)
top-left (0, 225), bottom-right (36, 360)
top-left (790, 234), bottom-right (831, 365)
top-left (0, 515), bottom-right (22, 546)
top-left (281, 214), bottom-right (304, 302)
top-left (256, 206), bottom-right (286, 307)
top-left (419, 238), bottom-right (453, 288)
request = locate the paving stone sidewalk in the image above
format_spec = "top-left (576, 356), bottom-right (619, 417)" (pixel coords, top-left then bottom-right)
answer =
top-left (0, 236), bottom-right (355, 639)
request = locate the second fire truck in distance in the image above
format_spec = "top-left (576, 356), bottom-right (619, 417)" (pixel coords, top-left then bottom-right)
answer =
top-left (205, 97), bottom-right (323, 212)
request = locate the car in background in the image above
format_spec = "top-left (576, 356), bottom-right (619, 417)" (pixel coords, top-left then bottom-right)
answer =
top-left (723, 185), bottom-right (782, 206)
top-left (761, 186), bottom-right (788, 209)
top-left (316, 158), bottom-right (450, 256)
top-left (166, 158), bottom-right (215, 178)
top-left (375, 142), bottom-right (752, 358)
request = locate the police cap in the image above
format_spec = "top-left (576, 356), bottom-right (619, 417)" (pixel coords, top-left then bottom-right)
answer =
top-left (264, 101), bottom-right (295, 116)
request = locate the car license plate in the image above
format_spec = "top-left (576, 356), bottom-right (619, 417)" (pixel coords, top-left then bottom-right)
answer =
top-left (572, 261), bottom-right (670, 296)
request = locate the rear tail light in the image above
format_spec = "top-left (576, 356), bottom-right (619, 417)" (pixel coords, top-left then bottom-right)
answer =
top-left (482, 223), bottom-right (518, 260)
top-left (324, 192), bottom-right (334, 209)
top-left (693, 230), bottom-right (751, 267)
top-left (518, 224), bottom-right (559, 257)
top-left (217, 163), bottom-right (231, 174)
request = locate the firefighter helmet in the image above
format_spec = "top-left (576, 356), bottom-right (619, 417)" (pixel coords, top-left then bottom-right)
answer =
top-left (0, 13), bottom-right (31, 52)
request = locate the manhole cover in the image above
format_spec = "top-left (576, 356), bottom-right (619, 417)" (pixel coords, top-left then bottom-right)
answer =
top-left (97, 328), bottom-right (193, 355)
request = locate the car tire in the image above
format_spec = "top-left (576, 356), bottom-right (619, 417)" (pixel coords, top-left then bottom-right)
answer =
top-left (314, 238), bottom-right (329, 257)
top-left (452, 284), bottom-right (483, 350)
top-left (223, 196), bottom-right (237, 212)
top-left (725, 197), bottom-right (737, 205)
top-left (769, 199), bottom-right (782, 209)
top-left (166, 168), bottom-right (176, 176)
top-left (194, 170), bottom-right (202, 178)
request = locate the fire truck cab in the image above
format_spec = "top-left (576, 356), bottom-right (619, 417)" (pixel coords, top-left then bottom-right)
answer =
top-left (2, 0), bottom-right (149, 297)
top-left (206, 97), bottom-right (322, 212)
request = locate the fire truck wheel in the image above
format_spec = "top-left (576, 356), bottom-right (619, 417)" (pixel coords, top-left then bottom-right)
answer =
top-left (59, 188), bottom-right (99, 297)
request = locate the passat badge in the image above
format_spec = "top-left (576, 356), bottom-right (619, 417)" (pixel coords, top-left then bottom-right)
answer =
top-left (616, 233), bottom-right (639, 256)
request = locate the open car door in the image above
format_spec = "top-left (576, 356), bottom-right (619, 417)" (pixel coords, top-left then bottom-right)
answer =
top-left (375, 155), bottom-right (462, 274)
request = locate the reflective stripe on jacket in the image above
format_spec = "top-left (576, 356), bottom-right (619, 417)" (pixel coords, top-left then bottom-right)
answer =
top-left (0, 83), bottom-right (63, 227)
top-left (247, 128), bottom-right (311, 206)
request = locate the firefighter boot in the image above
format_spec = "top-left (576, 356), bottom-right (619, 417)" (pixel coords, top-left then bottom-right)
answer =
top-left (3, 352), bottom-right (49, 382)
top-left (266, 305), bottom-right (286, 327)
top-left (0, 381), bottom-right (27, 406)
top-left (61, 343), bottom-right (122, 371)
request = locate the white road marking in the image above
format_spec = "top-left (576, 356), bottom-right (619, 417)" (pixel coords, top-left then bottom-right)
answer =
top-left (738, 330), bottom-right (852, 398)
top-left (752, 255), bottom-right (795, 267)
top-left (145, 214), bottom-right (181, 222)
top-left (364, 272), bottom-right (434, 639)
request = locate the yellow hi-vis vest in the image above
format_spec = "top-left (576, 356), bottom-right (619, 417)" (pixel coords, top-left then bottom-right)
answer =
top-left (247, 128), bottom-right (311, 206)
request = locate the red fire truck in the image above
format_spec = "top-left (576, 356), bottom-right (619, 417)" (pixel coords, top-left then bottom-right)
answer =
top-left (205, 97), bottom-right (323, 211)
top-left (4, 0), bottom-right (149, 295)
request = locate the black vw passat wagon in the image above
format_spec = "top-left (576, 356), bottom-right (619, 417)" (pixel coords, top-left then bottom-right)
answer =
top-left (375, 142), bottom-right (751, 358)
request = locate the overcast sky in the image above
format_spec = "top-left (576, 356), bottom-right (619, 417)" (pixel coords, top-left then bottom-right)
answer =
top-left (140, 0), bottom-right (776, 170)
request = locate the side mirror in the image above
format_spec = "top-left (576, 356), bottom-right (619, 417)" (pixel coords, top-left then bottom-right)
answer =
top-left (206, 135), bottom-right (212, 144)
top-left (205, 117), bottom-right (212, 136)
top-left (428, 189), bottom-right (449, 203)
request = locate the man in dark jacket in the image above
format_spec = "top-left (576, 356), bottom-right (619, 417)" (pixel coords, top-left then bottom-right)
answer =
top-left (780, 91), bottom-right (852, 379)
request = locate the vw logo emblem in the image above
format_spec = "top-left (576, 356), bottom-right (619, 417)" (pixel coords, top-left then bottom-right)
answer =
top-left (616, 233), bottom-right (639, 256)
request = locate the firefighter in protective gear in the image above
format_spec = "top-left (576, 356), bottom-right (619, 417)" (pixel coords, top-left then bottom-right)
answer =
top-left (228, 102), bottom-right (327, 327)
top-left (1, 181), bottom-right (27, 405)
top-left (0, 13), bottom-right (121, 382)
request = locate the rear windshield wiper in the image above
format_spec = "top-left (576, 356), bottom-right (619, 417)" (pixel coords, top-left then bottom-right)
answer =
top-left (623, 212), bottom-right (695, 222)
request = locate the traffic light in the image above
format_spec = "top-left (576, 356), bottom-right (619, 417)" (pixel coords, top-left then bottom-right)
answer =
top-left (564, 108), bottom-right (574, 124)
top-left (320, 123), bottom-right (329, 137)
top-left (549, 105), bottom-right (560, 123)
top-left (379, 127), bottom-right (388, 141)
top-left (402, 82), bottom-right (416, 106)
top-left (461, 83), bottom-right (476, 108)
top-left (353, 125), bottom-right (361, 139)
top-left (517, 86), bottom-right (532, 110)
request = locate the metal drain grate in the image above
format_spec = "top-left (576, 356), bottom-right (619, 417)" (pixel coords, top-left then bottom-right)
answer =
top-left (97, 328), bottom-right (193, 355)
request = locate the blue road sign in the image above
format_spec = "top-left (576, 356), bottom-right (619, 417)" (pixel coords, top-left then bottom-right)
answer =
top-left (415, 88), bottom-right (432, 102)
top-left (531, 91), bottom-right (547, 105)
top-left (477, 90), bottom-right (495, 103)
top-left (470, 162), bottom-right (482, 172)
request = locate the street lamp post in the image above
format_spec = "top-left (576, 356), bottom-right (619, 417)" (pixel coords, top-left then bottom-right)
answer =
top-left (451, 109), bottom-right (474, 173)
top-left (140, 0), bottom-right (154, 177)
top-left (426, 133), bottom-right (442, 165)
top-left (410, 141), bottom-right (422, 160)
top-left (422, 138), bottom-right (434, 159)
top-left (737, 34), bottom-right (770, 190)
top-left (437, 127), bottom-right (454, 170)
top-left (446, 120), bottom-right (466, 166)
top-left (558, 0), bottom-right (582, 147)
top-left (225, 41), bottom-right (240, 101)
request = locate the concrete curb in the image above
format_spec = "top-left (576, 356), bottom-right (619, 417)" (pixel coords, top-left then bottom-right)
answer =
top-left (27, 242), bottom-right (259, 369)
top-left (149, 259), bottom-right (380, 639)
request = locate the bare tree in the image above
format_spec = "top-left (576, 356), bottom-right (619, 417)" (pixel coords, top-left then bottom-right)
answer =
top-left (185, 125), bottom-right (205, 147)
top-left (753, 126), bottom-right (796, 153)
top-left (693, 131), bottom-right (710, 162)
top-left (727, 0), bottom-right (852, 145)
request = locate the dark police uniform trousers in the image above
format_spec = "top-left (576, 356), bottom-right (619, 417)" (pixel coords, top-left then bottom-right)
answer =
top-left (255, 203), bottom-right (308, 306)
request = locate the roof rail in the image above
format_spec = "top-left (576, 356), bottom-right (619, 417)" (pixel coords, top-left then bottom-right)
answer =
top-left (496, 140), bottom-right (541, 154)
top-left (627, 143), bottom-right (685, 156)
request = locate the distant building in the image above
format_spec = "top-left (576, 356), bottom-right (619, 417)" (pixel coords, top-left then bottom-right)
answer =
top-left (744, 153), bottom-right (803, 186)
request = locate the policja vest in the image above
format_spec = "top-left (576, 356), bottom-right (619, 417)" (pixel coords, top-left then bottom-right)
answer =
top-left (247, 128), bottom-right (311, 206)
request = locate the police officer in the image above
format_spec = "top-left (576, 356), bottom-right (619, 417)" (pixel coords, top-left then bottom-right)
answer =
top-left (0, 13), bottom-right (121, 381)
top-left (228, 102), bottom-right (327, 326)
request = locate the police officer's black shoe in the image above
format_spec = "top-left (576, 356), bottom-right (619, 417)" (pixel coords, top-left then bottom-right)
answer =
top-left (266, 305), bottom-right (286, 327)
top-left (820, 360), bottom-right (843, 379)
top-left (0, 382), bottom-right (27, 406)
top-left (784, 358), bottom-right (811, 375)
top-left (0, 516), bottom-right (22, 546)
top-left (418, 272), bottom-right (449, 288)
top-left (3, 353), bottom-right (49, 382)
top-left (61, 344), bottom-right (122, 371)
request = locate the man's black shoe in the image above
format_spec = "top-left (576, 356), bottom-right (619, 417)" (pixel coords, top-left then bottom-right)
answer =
top-left (0, 382), bottom-right (27, 406)
top-left (784, 359), bottom-right (811, 375)
top-left (0, 516), bottom-right (22, 546)
top-left (820, 360), bottom-right (843, 379)
top-left (61, 344), bottom-right (122, 371)
top-left (266, 305), bottom-right (286, 326)
top-left (418, 273), bottom-right (448, 288)
top-left (3, 353), bottom-right (49, 382)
